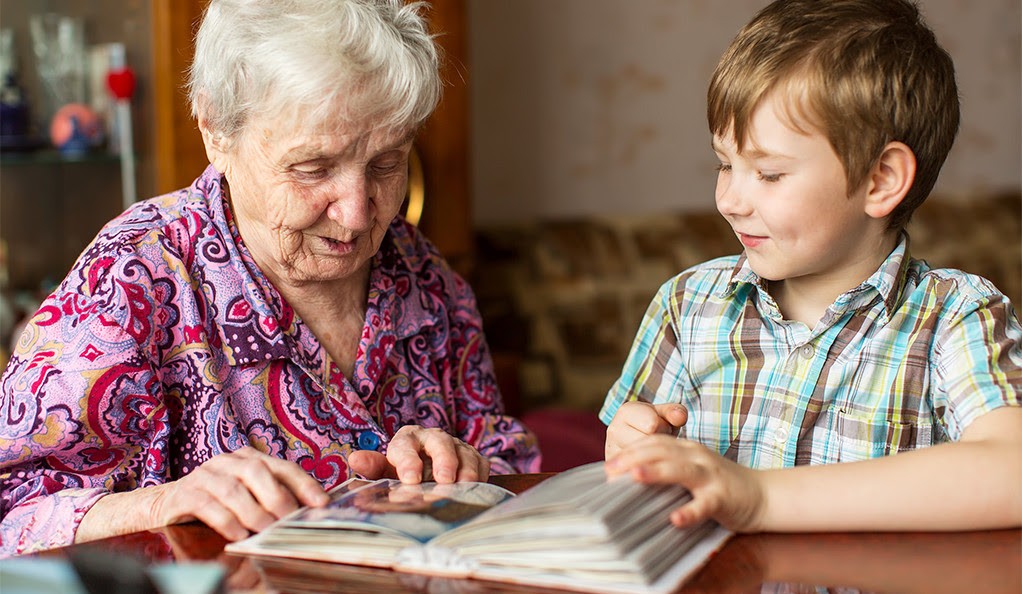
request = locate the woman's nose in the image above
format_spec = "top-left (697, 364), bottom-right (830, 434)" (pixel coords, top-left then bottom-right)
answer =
top-left (327, 174), bottom-right (374, 229)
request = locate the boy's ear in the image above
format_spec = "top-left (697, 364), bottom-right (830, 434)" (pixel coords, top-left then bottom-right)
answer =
top-left (195, 101), bottom-right (233, 173)
top-left (863, 141), bottom-right (916, 220)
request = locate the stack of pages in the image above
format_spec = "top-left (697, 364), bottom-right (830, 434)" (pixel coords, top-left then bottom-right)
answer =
top-left (226, 461), bottom-right (732, 594)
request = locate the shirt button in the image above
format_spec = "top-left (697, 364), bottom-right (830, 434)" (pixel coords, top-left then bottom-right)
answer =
top-left (799, 344), bottom-right (815, 359)
top-left (357, 431), bottom-right (381, 451)
top-left (774, 427), bottom-right (787, 442)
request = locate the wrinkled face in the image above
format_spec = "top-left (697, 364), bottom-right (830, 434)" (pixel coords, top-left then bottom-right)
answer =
top-left (211, 107), bottom-right (414, 289)
top-left (712, 91), bottom-right (883, 289)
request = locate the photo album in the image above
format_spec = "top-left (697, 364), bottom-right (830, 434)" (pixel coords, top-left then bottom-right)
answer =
top-left (225, 461), bottom-right (732, 594)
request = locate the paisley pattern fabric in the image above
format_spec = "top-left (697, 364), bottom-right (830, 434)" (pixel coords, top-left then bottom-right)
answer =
top-left (0, 165), bottom-right (540, 555)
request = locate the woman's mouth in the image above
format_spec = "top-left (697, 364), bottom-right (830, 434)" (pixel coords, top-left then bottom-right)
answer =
top-left (321, 235), bottom-right (357, 254)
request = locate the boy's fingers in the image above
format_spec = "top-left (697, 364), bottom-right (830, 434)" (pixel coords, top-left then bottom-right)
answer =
top-left (654, 403), bottom-right (688, 430)
top-left (669, 497), bottom-right (714, 529)
top-left (605, 436), bottom-right (675, 476)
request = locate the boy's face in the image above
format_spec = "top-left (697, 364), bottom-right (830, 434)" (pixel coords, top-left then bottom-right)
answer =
top-left (711, 91), bottom-right (889, 290)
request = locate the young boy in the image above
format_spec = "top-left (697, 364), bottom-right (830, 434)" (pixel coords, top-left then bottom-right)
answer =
top-left (601, 0), bottom-right (1021, 532)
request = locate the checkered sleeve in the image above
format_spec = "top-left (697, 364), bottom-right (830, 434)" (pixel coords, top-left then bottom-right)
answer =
top-left (600, 278), bottom-right (687, 425)
top-left (931, 280), bottom-right (1022, 440)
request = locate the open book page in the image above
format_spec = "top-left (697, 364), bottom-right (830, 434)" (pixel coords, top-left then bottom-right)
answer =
top-left (226, 476), bottom-right (515, 567)
top-left (228, 463), bottom-right (732, 594)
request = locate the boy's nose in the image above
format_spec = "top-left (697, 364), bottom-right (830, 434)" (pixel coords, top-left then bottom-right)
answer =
top-left (715, 177), bottom-right (751, 217)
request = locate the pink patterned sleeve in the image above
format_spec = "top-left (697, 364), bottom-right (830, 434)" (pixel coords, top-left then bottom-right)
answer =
top-left (445, 273), bottom-right (541, 474)
top-left (0, 286), bottom-right (166, 556)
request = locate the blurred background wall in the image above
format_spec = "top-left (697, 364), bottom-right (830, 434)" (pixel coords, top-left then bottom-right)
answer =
top-left (470, 0), bottom-right (1022, 223)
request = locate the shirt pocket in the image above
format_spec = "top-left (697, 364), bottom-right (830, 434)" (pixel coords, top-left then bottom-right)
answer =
top-left (835, 408), bottom-right (935, 462)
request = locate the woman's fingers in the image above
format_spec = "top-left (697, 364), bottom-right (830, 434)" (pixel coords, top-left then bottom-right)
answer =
top-left (386, 426), bottom-right (490, 484)
top-left (347, 450), bottom-right (396, 480)
top-left (419, 431), bottom-right (488, 483)
top-left (187, 497), bottom-right (256, 541)
top-left (456, 442), bottom-right (490, 482)
top-left (153, 479), bottom-right (256, 541)
top-left (244, 448), bottom-right (329, 508)
top-left (416, 430), bottom-right (461, 483)
top-left (386, 428), bottom-right (429, 483)
top-left (155, 447), bottom-right (328, 542)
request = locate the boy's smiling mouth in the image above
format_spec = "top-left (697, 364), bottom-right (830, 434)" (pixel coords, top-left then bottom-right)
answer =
top-left (736, 232), bottom-right (767, 248)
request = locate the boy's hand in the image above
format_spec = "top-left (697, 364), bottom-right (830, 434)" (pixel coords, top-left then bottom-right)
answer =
top-left (605, 434), bottom-right (765, 532)
top-left (605, 401), bottom-right (688, 459)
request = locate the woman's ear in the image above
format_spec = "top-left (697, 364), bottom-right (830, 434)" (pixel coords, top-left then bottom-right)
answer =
top-left (863, 141), bottom-right (916, 220)
top-left (195, 101), bottom-right (232, 173)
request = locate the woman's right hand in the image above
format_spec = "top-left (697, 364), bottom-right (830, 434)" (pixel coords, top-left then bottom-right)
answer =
top-left (605, 401), bottom-right (689, 459)
top-left (76, 446), bottom-right (329, 543)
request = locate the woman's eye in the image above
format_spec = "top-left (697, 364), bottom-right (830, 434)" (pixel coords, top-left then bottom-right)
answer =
top-left (370, 160), bottom-right (404, 177)
top-left (292, 165), bottom-right (328, 179)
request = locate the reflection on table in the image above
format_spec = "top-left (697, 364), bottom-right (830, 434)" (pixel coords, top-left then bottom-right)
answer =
top-left (33, 472), bottom-right (1022, 594)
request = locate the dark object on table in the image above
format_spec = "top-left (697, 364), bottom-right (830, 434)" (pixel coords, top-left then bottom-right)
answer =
top-left (69, 547), bottom-right (161, 594)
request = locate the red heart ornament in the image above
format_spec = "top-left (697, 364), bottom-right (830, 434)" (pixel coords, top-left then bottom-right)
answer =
top-left (106, 68), bottom-right (136, 100)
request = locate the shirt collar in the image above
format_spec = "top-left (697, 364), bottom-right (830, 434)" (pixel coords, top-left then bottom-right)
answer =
top-left (200, 166), bottom-right (294, 365)
top-left (719, 233), bottom-right (911, 320)
top-left (198, 167), bottom-right (440, 369)
top-left (721, 254), bottom-right (764, 299)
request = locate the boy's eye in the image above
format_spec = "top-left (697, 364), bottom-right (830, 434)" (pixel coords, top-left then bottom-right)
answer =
top-left (757, 172), bottom-right (783, 183)
top-left (715, 163), bottom-right (732, 174)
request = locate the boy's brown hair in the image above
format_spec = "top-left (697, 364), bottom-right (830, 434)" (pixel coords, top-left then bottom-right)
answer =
top-left (707, 0), bottom-right (960, 231)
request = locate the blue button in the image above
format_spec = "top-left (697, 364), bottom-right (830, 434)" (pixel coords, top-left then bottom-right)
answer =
top-left (357, 431), bottom-right (380, 451)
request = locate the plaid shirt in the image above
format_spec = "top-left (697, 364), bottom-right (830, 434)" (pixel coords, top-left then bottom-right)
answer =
top-left (600, 236), bottom-right (1022, 469)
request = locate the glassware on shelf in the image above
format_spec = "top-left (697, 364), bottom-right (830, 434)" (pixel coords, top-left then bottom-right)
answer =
top-left (0, 28), bottom-right (35, 151)
top-left (28, 13), bottom-right (86, 134)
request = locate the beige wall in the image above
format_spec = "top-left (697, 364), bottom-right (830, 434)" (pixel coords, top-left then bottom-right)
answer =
top-left (470, 0), bottom-right (1022, 224)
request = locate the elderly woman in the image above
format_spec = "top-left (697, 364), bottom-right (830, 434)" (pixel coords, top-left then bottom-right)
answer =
top-left (0, 0), bottom-right (539, 556)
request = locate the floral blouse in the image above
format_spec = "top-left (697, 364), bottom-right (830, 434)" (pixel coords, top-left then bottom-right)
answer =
top-left (0, 166), bottom-right (540, 555)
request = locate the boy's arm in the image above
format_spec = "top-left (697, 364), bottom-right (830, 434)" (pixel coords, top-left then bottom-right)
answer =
top-left (758, 405), bottom-right (1021, 531)
top-left (607, 406), bottom-right (1022, 532)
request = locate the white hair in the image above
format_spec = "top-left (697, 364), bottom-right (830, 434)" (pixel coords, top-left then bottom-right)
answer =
top-left (188, 0), bottom-right (441, 137)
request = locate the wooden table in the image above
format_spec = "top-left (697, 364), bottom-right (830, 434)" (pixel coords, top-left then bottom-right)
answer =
top-left (37, 473), bottom-right (1022, 594)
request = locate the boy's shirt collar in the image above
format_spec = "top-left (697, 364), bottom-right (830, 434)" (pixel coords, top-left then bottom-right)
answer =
top-left (722, 233), bottom-right (911, 322)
